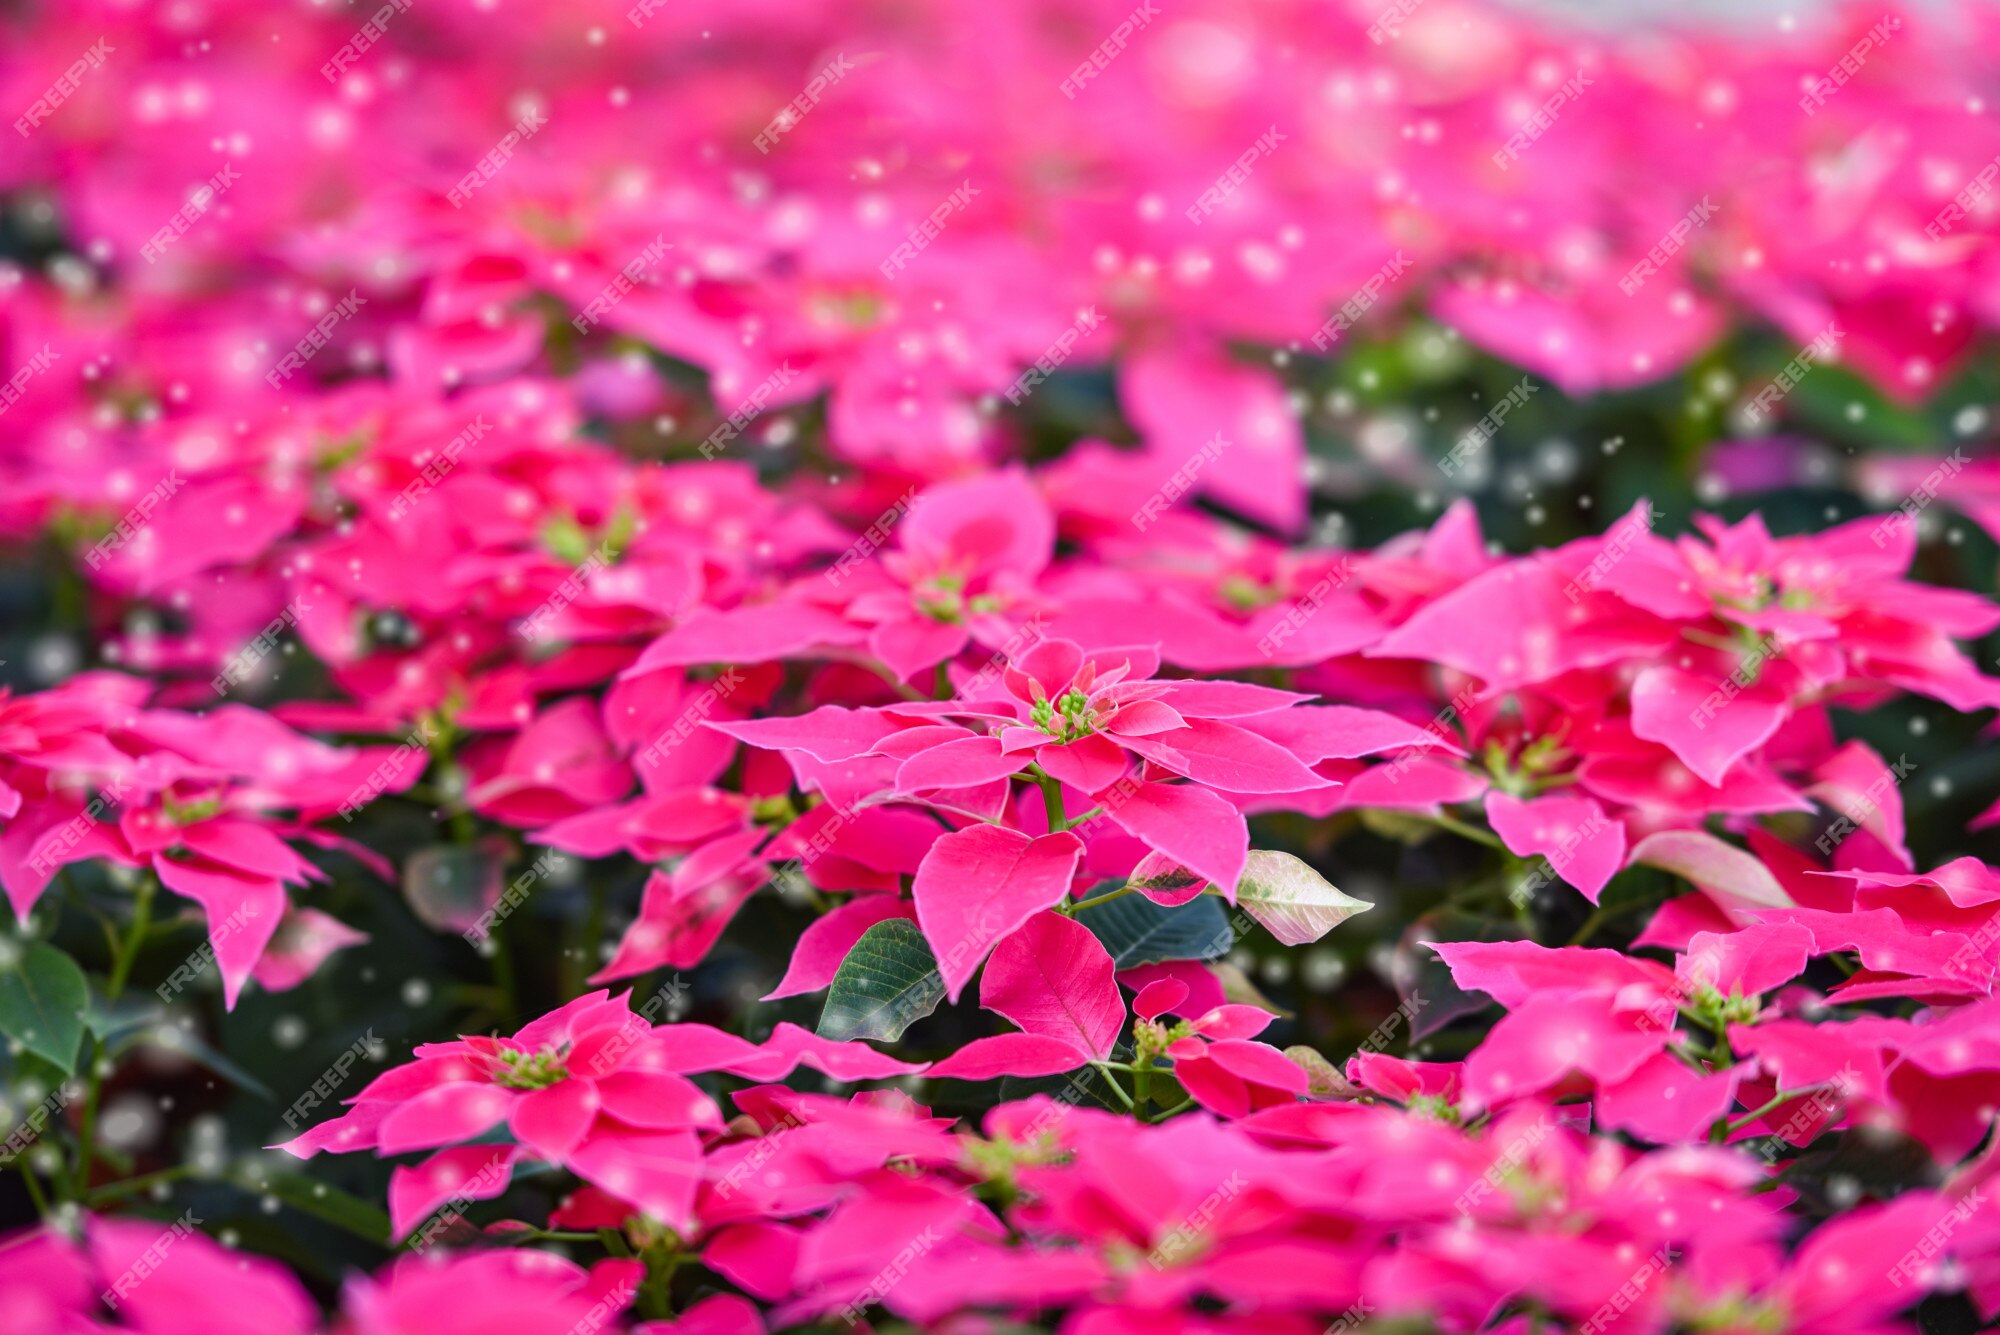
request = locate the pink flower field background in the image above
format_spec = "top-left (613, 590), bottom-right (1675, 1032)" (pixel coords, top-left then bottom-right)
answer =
top-left (3, 1), bottom-right (2000, 1332)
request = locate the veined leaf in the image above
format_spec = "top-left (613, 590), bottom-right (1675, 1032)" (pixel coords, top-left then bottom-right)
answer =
top-left (818, 920), bottom-right (945, 1043)
top-left (0, 941), bottom-right (89, 1074)
top-left (1076, 884), bottom-right (1232, 969)
top-left (1233, 851), bottom-right (1373, 946)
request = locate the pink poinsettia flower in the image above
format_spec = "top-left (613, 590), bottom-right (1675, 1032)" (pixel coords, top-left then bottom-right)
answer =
top-left (0, 1213), bottom-right (323, 1335)
top-left (897, 636), bottom-right (1329, 803)
top-left (341, 1250), bottom-right (641, 1335)
top-left (461, 697), bottom-right (634, 828)
top-left (278, 989), bottom-right (727, 1235)
top-left (809, 470), bottom-right (1055, 683)
top-left (280, 993), bottom-right (924, 1237)
top-left (1434, 931), bottom-right (1814, 1139)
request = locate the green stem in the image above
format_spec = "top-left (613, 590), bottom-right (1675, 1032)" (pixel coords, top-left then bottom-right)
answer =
top-left (489, 927), bottom-right (518, 1026)
top-left (636, 1244), bottom-right (683, 1320)
top-left (1036, 770), bottom-right (1068, 834)
top-left (85, 1163), bottom-right (197, 1204)
top-left (17, 1160), bottom-right (51, 1217)
top-left (563, 875), bottom-right (607, 1001)
top-left (1149, 1097), bottom-right (1195, 1122)
top-left (1087, 1062), bottom-right (1136, 1112)
top-left (1725, 1082), bottom-right (1836, 1135)
top-left (1069, 884), bottom-right (1140, 914)
top-left (104, 874), bottom-right (155, 1000)
top-left (75, 875), bottom-right (155, 1197)
top-left (1565, 904), bottom-right (1610, 947)
top-left (1429, 812), bottom-right (1505, 850)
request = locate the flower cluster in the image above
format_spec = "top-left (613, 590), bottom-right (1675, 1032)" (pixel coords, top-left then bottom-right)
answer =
top-left (1, 0), bottom-right (1999, 1331)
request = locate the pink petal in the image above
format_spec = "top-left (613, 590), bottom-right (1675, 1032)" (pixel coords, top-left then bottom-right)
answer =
top-left (1370, 559), bottom-right (1677, 692)
top-left (178, 819), bottom-right (319, 883)
top-left (387, 1145), bottom-right (519, 1239)
top-left (632, 1293), bottom-right (767, 1335)
top-left (1035, 733), bottom-right (1130, 794)
top-left (1236, 704), bottom-right (1465, 762)
top-left (250, 906), bottom-right (368, 993)
top-left (509, 1079), bottom-right (601, 1162)
top-left (912, 825), bottom-right (1085, 1002)
top-left (570, 1128), bottom-right (705, 1236)
top-left (1805, 740), bottom-right (1913, 869)
top-left (926, 1033), bottom-right (1094, 1080)
top-left (1630, 663), bottom-right (1788, 788)
top-left (1190, 1005), bottom-right (1277, 1041)
top-left (1121, 341), bottom-right (1306, 535)
top-left (376, 1083), bottom-right (515, 1155)
top-left (627, 603), bottom-right (864, 674)
top-left (895, 735), bottom-right (1028, 792)
top-left (87, 1215), bottom-right (317, 1335)
top-left (1203, 1038), bottom-right (1310, 1093)
top-left (1148, 681), bottom-right (1313, 719)
top-left (1101, 781), bottom-right (1248, 900)
top-left (591, 860), bottom-right (763, 983)
top-left (152, 855), bottom-right (286, 1011)
top-left (1120, 719), bottom-right (1332, 794)
top-left (869, 617), bottom-right (970, 683)
top-left (595, 1070), bottom-right (725, 1131)
top-left (702, 1223), bottom-right (803, 1302)
top-left (979, 911), bottom-right (1125, 1059)
top-left (754, 1022), bottom-right (928, 1081)
top-left (1117, 961), bottom-right (1227, 1017)
top-left (1005, 638), bottom-right (1085, 700)
top-left (1133, 978), bottom-right (1189, 1019)
top-left (1483, 791), bottom-right (1627, 904)
top-left (1127, 850), bottom-right (1208, 907)
top-left (706, 706), bottom-right (903, 763)
top-left (1431, 939), bottom-right (1672, 1009)
top-left (1461, 995), bottom-right (1664, 1106)
top-left (1594, 1051), bottom-right (1743, 1144)
top-left (1630, 830), bottom-right (1796, 923)
top-left (899, 470), bottom-right (1055, 582)
top-left (1682, 925), bottom-right (1813, 1000)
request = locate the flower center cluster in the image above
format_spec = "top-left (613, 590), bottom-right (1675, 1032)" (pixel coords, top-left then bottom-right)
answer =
top-left (493, 1045), bottom-right (569, 1090)
top-left (913, 571), bottom-right (967, 623)
top-left (1031, 688), bottom-right (1097, 742)
top-left (1688, 985), bottom-right (1761, 1033)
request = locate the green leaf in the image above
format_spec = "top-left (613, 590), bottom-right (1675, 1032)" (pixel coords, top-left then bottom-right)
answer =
top-left (260, 1172), bottom-right (394, 1245)
top-left (1210, 959), bottom-right (1291, 1017)
top-left (818, 921), bottom-right (945, 1043)
top-left (161, 1026), bottom-right (275, 1102)
top-left (1076, 884), bottom-right (1232, 969)
top-left (1354, 808), bottom-right (1440, 846)
top-left (85, 994), bottom-right (165, 1054)
top-left (0, 941), bottom-right (90, 1074)
top-left (1234, 850), bottom-right (1373, 946)
top-left (1283, 1045), bottom-right (1357, 1098)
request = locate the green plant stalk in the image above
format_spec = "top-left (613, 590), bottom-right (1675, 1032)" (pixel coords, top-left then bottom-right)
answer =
top-left (17, 1159), bottom-right (51, 1217)
top-left (1036, 770), bottom-right (1068, 834)
top-left (74, 874), bottom-right (155, 1197)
